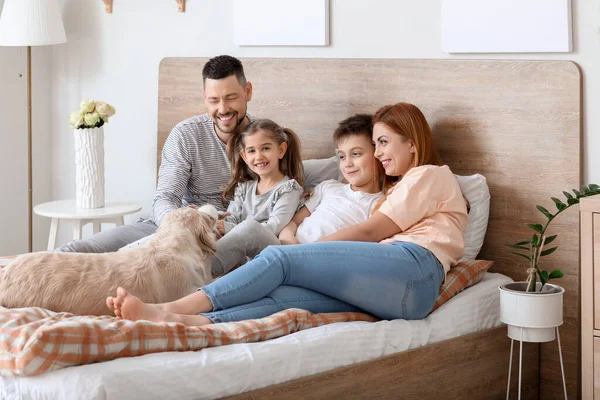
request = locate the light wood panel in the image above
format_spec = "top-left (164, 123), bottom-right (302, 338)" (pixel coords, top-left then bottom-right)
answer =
top-left (596, 338), bottom-right (600, 398)
top-left (595, 214), bottom-right (600, 331)
top-left (581, 207), bottom-right (594, 399)
top-left (158, 58), bottom-right (581, 399)
top-left (227, 327), bottom-right (539, 400)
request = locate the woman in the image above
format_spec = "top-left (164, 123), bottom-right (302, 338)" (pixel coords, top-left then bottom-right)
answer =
top-left (107, 102), bottom-right (468, 324)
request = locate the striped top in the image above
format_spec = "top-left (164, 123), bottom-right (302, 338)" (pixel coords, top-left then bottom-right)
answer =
top-left (152, 113), bottom-right (239, 225)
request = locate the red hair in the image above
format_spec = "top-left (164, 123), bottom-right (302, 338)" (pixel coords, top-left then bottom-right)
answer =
top-left (371, 102), bottom-right (443, 213)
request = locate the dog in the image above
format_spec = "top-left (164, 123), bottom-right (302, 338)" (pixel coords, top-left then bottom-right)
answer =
top-left (0, 206), bottom-right (218, 316)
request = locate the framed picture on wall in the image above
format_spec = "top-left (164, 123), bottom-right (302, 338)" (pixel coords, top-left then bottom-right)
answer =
top-left (441, 0), bottom-right (572, 53)
top-left (234, 0), bottom-right (329, 46)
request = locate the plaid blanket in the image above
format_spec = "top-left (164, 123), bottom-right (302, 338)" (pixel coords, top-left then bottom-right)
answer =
top-left (0, 253), bottom-right (491, 378)
top-left (0, 306), bottom-right (376, 377)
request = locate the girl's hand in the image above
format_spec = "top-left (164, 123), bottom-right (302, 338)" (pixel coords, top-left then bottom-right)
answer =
top-left (217, 220), bottom-right (225, 236)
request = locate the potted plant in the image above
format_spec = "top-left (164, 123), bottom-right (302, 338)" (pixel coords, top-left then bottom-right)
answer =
top-left (500, 184), bottom-right (600, 342)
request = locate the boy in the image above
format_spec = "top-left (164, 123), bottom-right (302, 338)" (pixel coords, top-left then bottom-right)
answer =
top-left (279, 114), bottom-right (384, 244)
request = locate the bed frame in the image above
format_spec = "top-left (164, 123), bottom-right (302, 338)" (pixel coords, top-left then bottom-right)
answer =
top-left (157, 58), bottom-right (581, 399)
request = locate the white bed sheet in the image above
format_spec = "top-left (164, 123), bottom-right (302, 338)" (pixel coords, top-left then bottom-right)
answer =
top-left (0, 272), bottom-right (512, 400)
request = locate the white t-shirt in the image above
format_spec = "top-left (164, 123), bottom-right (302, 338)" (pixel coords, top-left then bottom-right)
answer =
top-left (296, 179), bottom-right (384, 243)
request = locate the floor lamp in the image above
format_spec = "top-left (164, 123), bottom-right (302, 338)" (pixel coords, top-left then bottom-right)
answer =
top-left (0, 0), bottom-right (66, 252)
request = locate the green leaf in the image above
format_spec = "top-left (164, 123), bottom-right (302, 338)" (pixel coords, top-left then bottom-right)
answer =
top-left (549, 270), bottom-right (564, 279)
top-left (589, 184), bottom-right (600, 191)
top-left (513, 240), bottom-right (531, 246)
top-left (563, 191), bottom-right (574, 200)
top-left (567, 198), bottom-right (579, 206)
top-left (544, 234), bottom-right (558, 245)
top-left (510, 251), bottom-right (531, 261)
top-left (583, 185), bottom-right (591, 194)
top-left (551, 197), bottom-right (567, 211)
top-left (526, 223), bottom-right (543, 233)
top-left (532, 234), bottom-right (539, 246)
top-left (507, 244), bottom-right (529, 250)
top-left (540, 270), bottom-right (549, 285)
top-left (536, 205), bottom-right (553, 220)
top-left (540, 246), bottom-right (558, 256)
top-left (573, 189), bottom-right (583, 198)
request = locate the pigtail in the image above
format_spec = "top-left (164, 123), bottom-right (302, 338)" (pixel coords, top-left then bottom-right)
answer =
top-left (222, 133), bottom-right (254, 204)
top-left (280, 127), bottom-right (305, 186)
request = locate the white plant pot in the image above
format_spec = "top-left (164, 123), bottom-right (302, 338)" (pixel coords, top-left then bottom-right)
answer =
top-left (499, 282), bottom-right (564, 343)
top-left (74, 127), bottom-right (105, 209)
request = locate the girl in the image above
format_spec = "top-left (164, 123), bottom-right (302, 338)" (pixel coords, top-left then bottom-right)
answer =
top-left (210, 119), bottom-right (304, 277)
top-left (117, 119), bottom-right (304, 273)
top-left (107, 102), bottom-right (468, 324)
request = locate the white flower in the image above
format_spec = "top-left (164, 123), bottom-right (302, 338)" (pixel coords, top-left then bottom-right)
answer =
top-left (84, 111), bottom-right (101, 127)
top-left (69, 99), bottom-right (115, 129)
top-left (80, 100), bottom-right (95, 113)
top-left (69, 111), bottom-right (85, 128)
top-left (95, 101), bottom-right (116, 120)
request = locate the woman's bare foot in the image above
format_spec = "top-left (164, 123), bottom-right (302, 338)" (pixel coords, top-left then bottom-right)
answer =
top-left (113, 287), bottom-right (174, 323)
top-left (106, 296), bottom-right (119, 317)
top-left (108, 288), bottom-right (214, 326)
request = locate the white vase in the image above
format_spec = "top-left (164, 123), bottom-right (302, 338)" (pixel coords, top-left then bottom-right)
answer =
top-left (74, 127), bottom-right (105, 208)
top-left (499, 282), bottom-right (564, 343)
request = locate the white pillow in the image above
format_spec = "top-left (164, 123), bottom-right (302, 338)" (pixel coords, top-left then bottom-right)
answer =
top-left (455, 174), bottom-right (491, 261)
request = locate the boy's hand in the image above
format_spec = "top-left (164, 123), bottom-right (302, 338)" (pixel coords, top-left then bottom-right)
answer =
top-left (280, 236), bottom-right (300, 245)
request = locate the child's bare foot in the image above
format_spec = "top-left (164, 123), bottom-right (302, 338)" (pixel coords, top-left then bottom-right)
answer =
top-left (116, 287), bottom-right (179, 323)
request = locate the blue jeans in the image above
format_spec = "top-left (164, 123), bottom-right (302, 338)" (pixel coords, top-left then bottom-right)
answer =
top-left (201, 241), bottom-right (444, 323)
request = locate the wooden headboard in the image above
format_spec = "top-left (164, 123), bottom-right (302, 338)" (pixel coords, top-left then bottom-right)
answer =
top-left (158, 58), bottom-right (581, 397)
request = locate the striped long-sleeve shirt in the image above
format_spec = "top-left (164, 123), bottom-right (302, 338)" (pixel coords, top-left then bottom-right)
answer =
top-left (152, 114), bottom-right (234, 226)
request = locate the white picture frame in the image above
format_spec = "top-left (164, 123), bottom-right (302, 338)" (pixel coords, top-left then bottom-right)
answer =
top-left (234, 0), bottom-right (329, 46)
top-left (441, 0), bottom-right (572, 53)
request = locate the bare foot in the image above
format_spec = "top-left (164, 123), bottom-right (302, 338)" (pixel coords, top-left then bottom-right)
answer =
top-left (106, 296), bottom-right (117, 316)
top-left (116, 287), bottom-right (178, 323)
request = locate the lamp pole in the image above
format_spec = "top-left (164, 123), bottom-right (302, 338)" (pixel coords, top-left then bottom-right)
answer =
top-left (27, 45), bottom-right (32, 252)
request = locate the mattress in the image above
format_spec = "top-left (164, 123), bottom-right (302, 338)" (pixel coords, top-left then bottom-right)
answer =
top-left (0, 272), bottom-right (512, 400)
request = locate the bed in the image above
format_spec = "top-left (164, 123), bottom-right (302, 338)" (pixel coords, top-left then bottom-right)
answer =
top-left (1, 58), bottom-right (581, 399)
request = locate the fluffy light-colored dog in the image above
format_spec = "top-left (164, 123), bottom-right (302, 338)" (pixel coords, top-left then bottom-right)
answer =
top-left (0, 206), bottom-right (218, 316)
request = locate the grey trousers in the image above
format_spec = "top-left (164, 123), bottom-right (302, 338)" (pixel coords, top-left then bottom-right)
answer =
top-left (56, 220), bottom-right (158, 253)
top-left (211, 220), bottom-right (281, 278)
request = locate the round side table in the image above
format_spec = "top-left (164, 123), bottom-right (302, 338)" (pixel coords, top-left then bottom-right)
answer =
top-left (34, 200), bottom-right (142, 250)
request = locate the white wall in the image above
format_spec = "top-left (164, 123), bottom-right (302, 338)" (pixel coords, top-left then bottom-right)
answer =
top-left (0, 0), bottom-right (53, 255)
top-left (1, 0), bottom-right (599, 252)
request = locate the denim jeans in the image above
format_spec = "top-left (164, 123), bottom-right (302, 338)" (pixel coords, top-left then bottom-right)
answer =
top-left (202, 241), bottom-right (444, 323)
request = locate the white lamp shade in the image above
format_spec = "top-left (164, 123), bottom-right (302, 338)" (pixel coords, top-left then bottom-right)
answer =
top-left (0, 0), bottom-right (66, 46)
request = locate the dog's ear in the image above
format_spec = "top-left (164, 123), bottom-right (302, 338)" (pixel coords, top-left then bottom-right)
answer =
top-left (195, 213), bottom-right (217, 256)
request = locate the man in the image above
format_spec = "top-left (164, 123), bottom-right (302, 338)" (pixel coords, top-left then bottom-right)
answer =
top-left (59, 55), bottom-right (253, 252)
